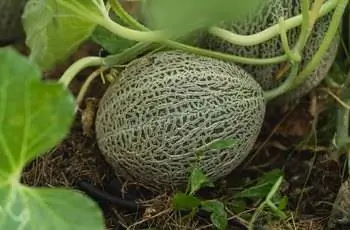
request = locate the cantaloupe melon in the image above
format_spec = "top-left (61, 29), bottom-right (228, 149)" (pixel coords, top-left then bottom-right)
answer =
top-left (95, 50), bottom-right (265, 189)
top-left (196, 0), bottom-right (340, 104)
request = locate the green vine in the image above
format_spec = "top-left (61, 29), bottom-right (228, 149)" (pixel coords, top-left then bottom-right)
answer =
top-left (207, 0), bottom-right (337, 46)
top-left (59, 0), bottom-right (344, 103)
top-left (59, 56), bottom-right (104, 87)
top-left (279, 17), bottom-right (301, 63)
top-left (107, 0), bottom-right (289, 66)
top-left (293, 0), bottom-right (311, 52)
top-left (263, 63), bottom-right (301, 101)
top-left (56, 0), bottom-right (168, 42)
top-left (264, 0), bottom-right (346, 101)
top-left (296, 0), bottom-right (347, 86)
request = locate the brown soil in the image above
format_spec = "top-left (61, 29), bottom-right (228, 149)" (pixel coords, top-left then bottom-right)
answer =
top-left (15, 41), bottom-right (346, 230)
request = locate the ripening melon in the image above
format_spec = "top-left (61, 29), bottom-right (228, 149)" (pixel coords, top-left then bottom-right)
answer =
top-left (195, 0), bottom-right (340, 104)
top-left (95, 50), bottom-right (265, 190)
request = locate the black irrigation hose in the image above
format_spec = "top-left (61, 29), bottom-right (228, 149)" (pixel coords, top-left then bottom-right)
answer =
top-left (76, 180), bottom-right (143, 212)
top-left (76, 179), bottom-right (211, 217)
top-left (76, 180), bottom-right (252, 228)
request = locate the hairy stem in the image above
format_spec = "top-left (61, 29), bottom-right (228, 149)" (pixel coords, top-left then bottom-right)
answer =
top-left (56, 0), bottom-right (167, 42)
top-left (264, 0), bottom-right (345, 101)
top-left (103, 41), bottom-right (155, 67)
top-left (295, 0), bottom-right (346, 86)
top-left (279, 17), bottom-right (301, 62)
top-left (75, 67), bottom-right (107, 113)
top-left (293, 0), bottom-right (311, 52)
top-left (59, 57), bottom-right (104, 87)
top-left (265, 0), bottom-right (318, 100)
top-left (59, 42), bottom-right (154, 88)
top-left (208, 0), bottom-right (337, 46)
top-left (164, 40), bottom-right (288, 64)
top-left (107, 0), bottom-right (290, 65)
top-left (309, 0), bottom-right (326, 28)
top-left (99, 17), bottom-right (167, 42)
top-left (106, 0), bottom-right (336, 66)
top-left (108, 0), bottom-right (146, 29)
top-left (264, 63), bottom-right (300, 101)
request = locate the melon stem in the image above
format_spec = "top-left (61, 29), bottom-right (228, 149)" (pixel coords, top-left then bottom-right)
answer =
top-left (263, 63), bottom-right (300, 101)
top-left (292, 0), bottom-right (311, 54)
top-left (107, 0), bottom-right (290, 65)
top-left (106, 0), bottom-right (339, 67)
top-left (295, 0), bottom-right (347, 85)
top-left (60, 0), bottom-right (346, 104)
top-left (279, 17), bottom-right (302, 63)
top-left (99, 17), bottom-right (167, 42)
top-left (164, 40), bottom-right (289, 64)
top-left (108, 0), bottom-right (147, 30)
top-left (264, 0), bottom-right (346, 101)
top-left (103, 42), bottom-right (155, 67)
top-left (208, 0), bottom-right (337, 46)
top-left (56, 0), bottom-right (168, 43)
top-left (59, 41), bottom-right (155, 89)
top-left (59, 57), bottom-right (104, 87)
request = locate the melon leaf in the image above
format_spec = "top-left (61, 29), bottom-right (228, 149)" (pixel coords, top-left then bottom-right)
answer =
top-left (189, 167), bottom-right (214, 195)
top-left (233, 169), bottom-right (283, 199)
top-left (0, 47), bottom-right (104, 230)
top-left (201, 200), bottom-right (228, 230)
top-left (22, 0), bottom-right (103, 70)
top-left (142, 0), bottom-right (263, 38)
top-left (172, 192), bottom-right (201, 211)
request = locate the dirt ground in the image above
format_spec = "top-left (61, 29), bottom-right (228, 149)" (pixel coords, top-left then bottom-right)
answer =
top-left (16, 41), bottom-right (347, 230)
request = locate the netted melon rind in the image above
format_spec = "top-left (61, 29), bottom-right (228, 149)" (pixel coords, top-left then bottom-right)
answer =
top-left (95, 50), bottom-right (266, 190)
top-left (195, 0), bottom-right (340, 104)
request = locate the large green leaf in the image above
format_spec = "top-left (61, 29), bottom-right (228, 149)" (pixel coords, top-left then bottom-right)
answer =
top-left (22, 0), bottom-right (104, 70)
top-left (142, 0), bottom-right (263, 37)
top-left (0, 47), bottom-right (104, 230)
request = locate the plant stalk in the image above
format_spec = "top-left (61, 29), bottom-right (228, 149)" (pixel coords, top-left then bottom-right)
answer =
top-left (263, 63), bottom-right (300, 101)
top-left (103, 41), bottom-right (155, 67)
top-left (107, 0), bottom-right (336, 66)
top-left (56, 0), bottom-right (167, 42)
top-left (264, 0), bottom-right (346, 101)
top-left (295, 0), bottom-right (347, 86)
top-left (336, 102), bottom-right (350, 147)
top-left (108, 0), bottom-right (290, 65)
top-left (279, 17), bottom-right (302, 62)
top-left (293, 0), bottom-right (311, 53)
top-left (208, 0), bottom-right (337, 46)
top-left (108, 0), bottom-right (146, 29)
top-left (59, 57), bottom-right (104, 87)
